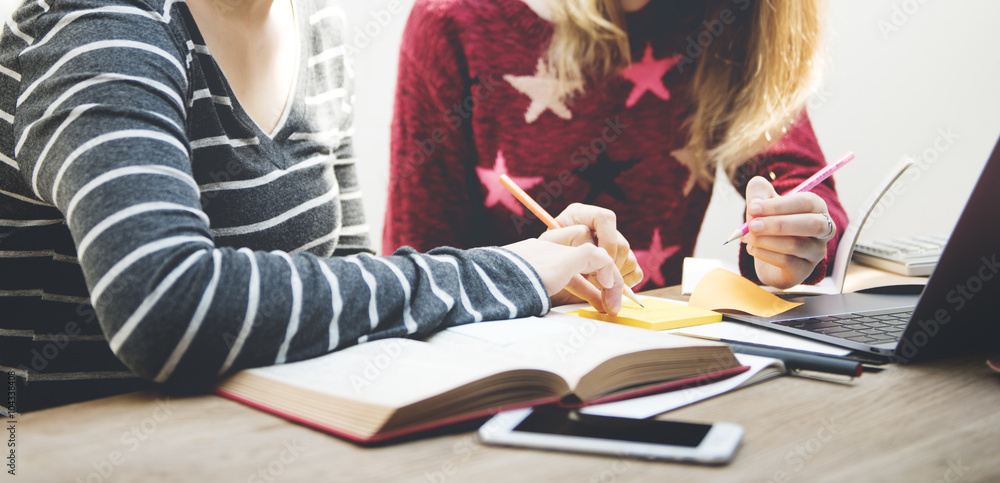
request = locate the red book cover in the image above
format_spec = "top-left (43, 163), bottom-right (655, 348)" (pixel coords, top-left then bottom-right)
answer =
top-left (215, 364), bottom-right (749, 444)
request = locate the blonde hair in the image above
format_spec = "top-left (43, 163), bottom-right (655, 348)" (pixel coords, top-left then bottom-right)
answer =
top-left (546, 0), bottom-right (824, 187)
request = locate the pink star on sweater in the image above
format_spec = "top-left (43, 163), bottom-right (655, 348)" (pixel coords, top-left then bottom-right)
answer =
top-left (633, 228), bottom-right (681, 291)
top-left (622, 43), bottom-right (682, 108)
top-left (476, 150), bottom-right (543, 215)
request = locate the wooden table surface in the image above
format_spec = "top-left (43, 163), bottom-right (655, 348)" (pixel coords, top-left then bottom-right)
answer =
top-left (16, 287), bottom-right (1000, 482)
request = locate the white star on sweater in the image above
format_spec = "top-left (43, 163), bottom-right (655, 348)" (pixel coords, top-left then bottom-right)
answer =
top-left (503, 58), bottom-right (581, 124)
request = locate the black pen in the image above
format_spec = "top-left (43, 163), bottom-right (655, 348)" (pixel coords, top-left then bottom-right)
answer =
top-left (675, 333), bottom-right (864, 378)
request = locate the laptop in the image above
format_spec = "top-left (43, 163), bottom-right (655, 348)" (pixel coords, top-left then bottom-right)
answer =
top-left (727, 136), bottom-right (1000, 363)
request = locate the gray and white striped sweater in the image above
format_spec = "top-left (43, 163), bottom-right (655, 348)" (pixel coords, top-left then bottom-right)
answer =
top-left (0, 0), bottom-right (548, 385)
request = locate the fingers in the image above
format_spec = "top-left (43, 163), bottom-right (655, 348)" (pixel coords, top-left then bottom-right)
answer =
top-left (743, 177), bottom-right (836, 288)
top-left (538, 224), bottom-right (596, 247)
top-left (749, 190), bottom-right (826, 218)
top-left (564, 244), bottom-right (624, 314)
top-left (540, 225), bottom-right (641, 289)
top-left (744, 180), bottom-right (832, 239)
top-left (562, 276), bottom-right (608, 314)
top-left (746, 244), bottom-right (816, 287)
top-left (745, 177), bottom-right (779, 219)
top-left (743, 234), bottom-right (826, 265)
top-left (620, 250), bottom-right (642, 287)
top-left (504, 239), bottom-right (624, 314)
top-left (567, 244), bottom-right (619, 289)
top-left (744, 228), bottom-right (828, 289)
top-left (743, 212), bottom-right (836, 239)
top-left (554, 203), bottom-right (627, 268)
top-left (607, 232), bottom-right (631, 271)
top-left (566, 277), bottom-right (608, 313)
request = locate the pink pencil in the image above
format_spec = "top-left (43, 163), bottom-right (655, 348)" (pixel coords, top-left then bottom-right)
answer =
top-left (723, 151), bottom-right (856, 245)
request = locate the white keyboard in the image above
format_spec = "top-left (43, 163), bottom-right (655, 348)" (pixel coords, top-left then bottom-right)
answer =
top-left (852, 235), bottom-right (947, 277)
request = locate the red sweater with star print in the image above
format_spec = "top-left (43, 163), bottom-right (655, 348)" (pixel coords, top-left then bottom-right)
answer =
top-left (384, 0), bottom-right (849, 289)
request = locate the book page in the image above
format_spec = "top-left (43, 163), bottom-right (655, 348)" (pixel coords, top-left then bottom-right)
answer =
top-left (432, 313), bottom-right (727, 389)
top-left (841, 264), bottom-right (928, 293)
top-left (242, 338), bottom-right (543, 408)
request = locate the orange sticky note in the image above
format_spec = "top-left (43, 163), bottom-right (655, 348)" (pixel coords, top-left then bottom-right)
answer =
top-left (688, 268), bottom-right (802, 317)
top-left (576, 298), bottom-right (721, 331)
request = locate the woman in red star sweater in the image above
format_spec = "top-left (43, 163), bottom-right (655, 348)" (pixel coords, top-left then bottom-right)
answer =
top-left (384, 0), bottom-right (849, 291)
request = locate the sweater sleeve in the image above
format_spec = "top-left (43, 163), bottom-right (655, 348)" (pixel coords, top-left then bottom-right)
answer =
top-left (383, 0), bottom-right (484, 254)
top-left (12, 3), bottom-right (548, 385)
top-left (731, 110), bottom-right (849, 285)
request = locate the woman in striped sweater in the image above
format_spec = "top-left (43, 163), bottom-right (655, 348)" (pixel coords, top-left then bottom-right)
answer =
top-left (0, 0), bottom-right (639, 407)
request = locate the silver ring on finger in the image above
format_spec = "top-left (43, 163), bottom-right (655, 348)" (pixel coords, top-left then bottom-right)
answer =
top-left (818, 212), bottom-right (835, 240)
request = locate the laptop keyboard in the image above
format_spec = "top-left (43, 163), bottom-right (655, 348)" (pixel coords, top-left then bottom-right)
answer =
top-left (773, 308), bottom-right (914, 345)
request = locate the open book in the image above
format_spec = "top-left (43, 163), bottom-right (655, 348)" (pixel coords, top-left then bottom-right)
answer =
top-left (215, 314), bottom-right (745, 443)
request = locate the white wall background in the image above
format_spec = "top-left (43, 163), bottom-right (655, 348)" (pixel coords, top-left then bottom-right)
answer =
top-left (5, 0), bottom-right (999, 259)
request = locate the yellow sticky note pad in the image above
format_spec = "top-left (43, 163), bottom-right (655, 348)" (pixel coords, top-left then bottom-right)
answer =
top-left (576, 298), bottom-right (721, 331)
top-left (688, 268), bottom-right (802, 317)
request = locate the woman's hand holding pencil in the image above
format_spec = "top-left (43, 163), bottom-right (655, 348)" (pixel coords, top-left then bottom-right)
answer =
top-left (506, 237), bottom-right (628, 314)
top-left (735, 152), bottom-right (855, 289)
top-left (498, 175), bottom-right (643, 314)
top-left (551, 203), bottom-right (643, 288)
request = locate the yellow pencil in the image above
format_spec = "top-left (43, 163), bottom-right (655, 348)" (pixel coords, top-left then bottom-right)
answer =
top-left (498, 174), bottom-right (644, 308)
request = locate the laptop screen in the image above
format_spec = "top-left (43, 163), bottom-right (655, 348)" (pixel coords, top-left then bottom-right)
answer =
top-left (895, 135), bottom-right (1000, 362)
